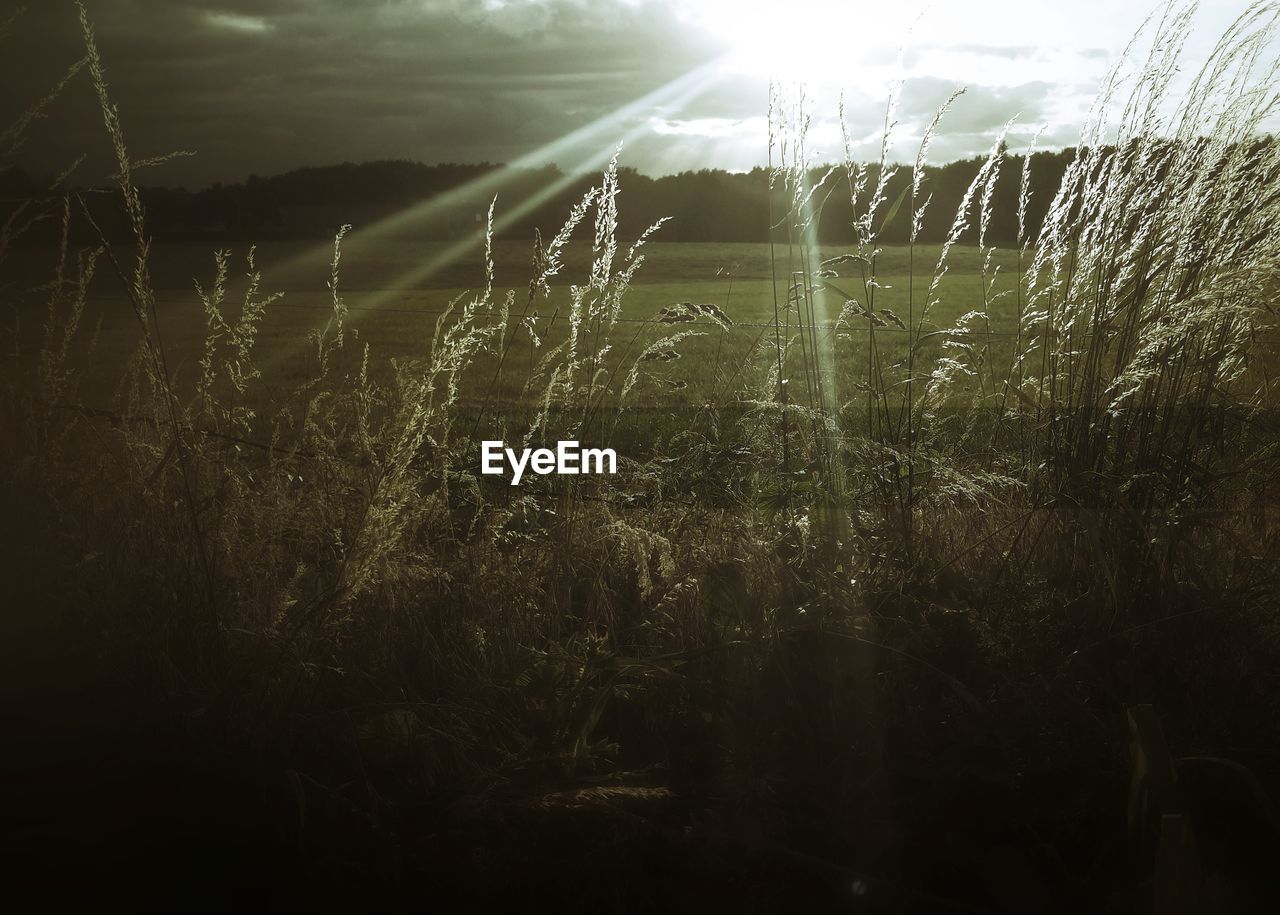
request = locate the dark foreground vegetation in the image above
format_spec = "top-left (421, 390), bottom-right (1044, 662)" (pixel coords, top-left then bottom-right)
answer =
top-left (4, 3), bottom-right (1280, 912)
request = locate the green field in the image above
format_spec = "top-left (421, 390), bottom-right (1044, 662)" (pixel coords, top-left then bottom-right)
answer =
top-left (7, 237), bottom-right (1026, 419)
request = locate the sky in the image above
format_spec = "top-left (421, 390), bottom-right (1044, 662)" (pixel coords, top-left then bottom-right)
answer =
top-left (0, 0), bottom-right (1262, 189)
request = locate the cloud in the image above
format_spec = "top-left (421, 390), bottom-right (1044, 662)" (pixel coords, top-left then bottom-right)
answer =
top-left (942, 44), bottom-right (1040, 60)
top-left (902, 78), bottom-right (1056, 132)
top-left (1, 0), bottom-right (720, 184)
top-left (204, 11), bottom-right (273, 34)
top-left (0, 0), bottom-right (1249, 187)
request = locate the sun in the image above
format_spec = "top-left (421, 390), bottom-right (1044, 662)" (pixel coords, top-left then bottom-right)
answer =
top-left (679, 0), bottom-right (903, 85)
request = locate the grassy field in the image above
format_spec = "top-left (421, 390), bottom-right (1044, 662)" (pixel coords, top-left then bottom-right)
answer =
top-left (5, 237), bottom-right (1025, 417)
top-left (5, 4), bottom-right (1280, 910)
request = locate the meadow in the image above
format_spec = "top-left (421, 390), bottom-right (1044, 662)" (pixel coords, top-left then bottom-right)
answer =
top-left (4, 2), bottom-right (1280, 912)
top-left (5, 237), bottom-right (1023, 405)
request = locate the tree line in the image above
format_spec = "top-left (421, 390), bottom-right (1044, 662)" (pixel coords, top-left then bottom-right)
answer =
top-left (0, 148), bottom-right (1084, 248)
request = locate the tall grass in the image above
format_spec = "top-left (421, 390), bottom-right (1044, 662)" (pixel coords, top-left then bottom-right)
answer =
top-left (1013, 2), bottom-right (1280, 603)
top-left (758, 1), bottom-right (1280, 617)
top-left (4, 0), bottom-right (1280, 905)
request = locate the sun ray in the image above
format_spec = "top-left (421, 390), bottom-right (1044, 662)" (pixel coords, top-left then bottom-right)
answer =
top-left (351, 61), bottom-right (723, 309)
top-left (269, 60), bottom-right (726, 283)
top-left (252, 59), bottom-right (731, 369)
